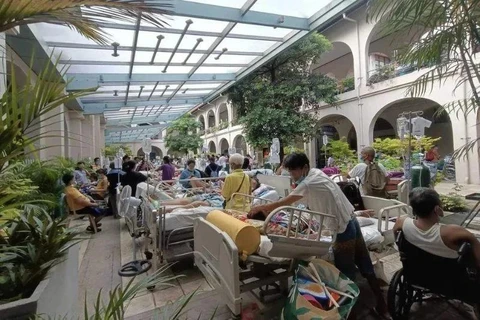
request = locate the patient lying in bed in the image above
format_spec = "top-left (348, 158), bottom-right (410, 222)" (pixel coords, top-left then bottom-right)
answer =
top-left (160, 193), bottom-right (225, 212)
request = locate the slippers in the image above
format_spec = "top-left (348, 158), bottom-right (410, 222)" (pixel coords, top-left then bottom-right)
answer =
top-left (86, 226), bottom-right (102, 233)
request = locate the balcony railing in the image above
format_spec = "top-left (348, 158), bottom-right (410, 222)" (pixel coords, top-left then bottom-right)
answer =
top-left (367, 63), bottom-right (417, 85)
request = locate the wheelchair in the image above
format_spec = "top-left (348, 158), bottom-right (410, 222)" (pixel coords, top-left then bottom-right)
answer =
top-left (388, 231), bottom-right (479, 319)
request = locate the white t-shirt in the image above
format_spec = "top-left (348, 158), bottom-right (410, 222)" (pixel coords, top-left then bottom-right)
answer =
top-left (290, 168), bottom-right (354, 234)
top-left (217, 156), bottom-right (227, 167)
top-left (411, 116), bottom-right (432, 137)
top-left (349, 162), bottom-right (388, 192)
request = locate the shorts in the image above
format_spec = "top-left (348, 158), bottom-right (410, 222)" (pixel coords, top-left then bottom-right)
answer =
top-left (75, 206), bottom-right (104, 217)
top-left (192, 194), bottom-right (224, 208)
top-left (333, 217), bottom-right (374, 281)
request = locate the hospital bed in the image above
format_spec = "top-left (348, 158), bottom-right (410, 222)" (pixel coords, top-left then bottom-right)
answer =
top-left (194, 205), bottom-right (338, 318)
top-left (154, 193), bottom-right (277, 263)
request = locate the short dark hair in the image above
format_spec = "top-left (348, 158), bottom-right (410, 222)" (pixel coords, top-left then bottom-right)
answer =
top-left (187, 159), bottom-right (195, 166)
top-left (409, 187), bottom-right (442, 218)
top-left (252, 176), bottom-right (260, 191)
top-left (77, 161), bottom-right (85, 166)
top-left (283, 153), bottom-right (310, 170)
top-left (109, 162), bottom-right (115, 169)
top-left (122, 155), bottom-right (130, 161)
top-left (242, 157), bottom-right (250, 169)
top-left (94, 157), bottom-right (100, 162)
top-left (163, 156), bottom-right (170, 163)
top-left (62, 172), bottom-right (74, 185)
top-left (96, 169), bottom-right (106, 175)
top-left (123, 160), bottom-right (137, 172)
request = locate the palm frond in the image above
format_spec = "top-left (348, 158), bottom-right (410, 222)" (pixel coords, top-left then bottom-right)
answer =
top-left (0, 0), bottom-right (173, 45)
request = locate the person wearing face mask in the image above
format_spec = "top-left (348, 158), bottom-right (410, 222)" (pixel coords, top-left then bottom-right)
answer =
top-left (394, 187), bottom-right (480, 267)
top-left (179, 159), bottom-right (202, 189)
top-left (347, 146), bottom-right (388, 196)
top-left (248, 152), bottom-right (390, 319)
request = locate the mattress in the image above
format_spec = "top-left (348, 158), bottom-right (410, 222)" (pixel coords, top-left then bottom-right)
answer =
top-left (161, 206), bottom-right (217, 231)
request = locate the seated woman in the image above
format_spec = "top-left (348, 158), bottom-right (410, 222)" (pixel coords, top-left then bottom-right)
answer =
top-left (222, 153), bottom-right (252, 211)
top-left (393, 187), bottom-right (480, 267)
top-left (179, 159), bottom-right (207, 189)
top-left (90, 169), bottom-right (108, 200)
top-left (63, 172), bottom-right (103, 232)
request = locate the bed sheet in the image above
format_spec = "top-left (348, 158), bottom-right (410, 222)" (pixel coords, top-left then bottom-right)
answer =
top-left (161, 206), bottom-right (217, 231)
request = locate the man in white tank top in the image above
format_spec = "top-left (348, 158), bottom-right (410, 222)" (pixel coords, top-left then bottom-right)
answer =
top-left (393, 188), bottom-right (480, 266)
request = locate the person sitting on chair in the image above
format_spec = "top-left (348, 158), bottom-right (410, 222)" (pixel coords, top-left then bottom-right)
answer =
top-left (63, 172), bottom-right (103, 232)
top-left (90, 169), bottom-right (108, 200)
top-left (393, 187), bottom-right (480, 267)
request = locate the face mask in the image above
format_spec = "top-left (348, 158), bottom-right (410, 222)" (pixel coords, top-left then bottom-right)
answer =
top-left (296, 176), bottom-right (306, 184)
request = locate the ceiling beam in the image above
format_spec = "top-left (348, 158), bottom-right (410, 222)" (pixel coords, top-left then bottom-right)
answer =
top-left (46, 41), bottom-right (263, 56)
top-left (59, 60), bottom-right (249, 68)
top-left (83, 99), bottom-right (201, 114)
top-left (106, 123), bottom-right (168, 133)
top-left (94, 21), bottom-right (282, 42)
top-left (81, 93), bottom-right (203, 103)
top-left (106, 114), bottom-right (183, 126)
top-left (171, 0), bottom-right (309, 30)
top-left (66, 73), bottom-right (235, 91)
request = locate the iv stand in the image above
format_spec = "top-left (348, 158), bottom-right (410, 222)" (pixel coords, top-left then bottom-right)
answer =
top-left (398, 110), bottom-right (423, 196)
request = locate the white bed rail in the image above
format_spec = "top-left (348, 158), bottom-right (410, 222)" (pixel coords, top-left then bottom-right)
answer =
top-left (263, 206), bottom-right (337, 259)
top-left (194, 217), bottom-right (242, 315)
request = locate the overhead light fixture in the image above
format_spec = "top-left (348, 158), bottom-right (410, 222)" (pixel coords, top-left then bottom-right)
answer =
top-left (214, 48), bottom-right (228, 60)
top-left (163, 19), bottom-right (193, 73)
top-left (111, 42), bottom-right (120, 57)
top-left (113, 90), bottom-right (118, 96)
top-left (182, 88), bottom-right (188, 94)
top-left (150, 35), bottom-right (165, 65)
top-left (138, 85), bottom-right (145, 98)
top-left (183, 38), bottom-right (203, 65)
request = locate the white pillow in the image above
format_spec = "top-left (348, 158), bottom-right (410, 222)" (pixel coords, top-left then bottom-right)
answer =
top-left (253, 190), bottom-right (280, 206)
top-left (252, 184), bottom-right (274, 197)
top-left (356, 217), bottom-right (375, 227)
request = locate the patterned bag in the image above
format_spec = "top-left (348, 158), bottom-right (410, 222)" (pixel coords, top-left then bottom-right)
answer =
top-left (282, 260), bottom-right (359, 320)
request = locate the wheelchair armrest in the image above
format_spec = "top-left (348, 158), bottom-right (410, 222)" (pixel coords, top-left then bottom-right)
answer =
top-left (457, 242), bottom-right (472, 264)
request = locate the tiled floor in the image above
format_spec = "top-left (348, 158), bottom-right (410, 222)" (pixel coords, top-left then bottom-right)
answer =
top-left (77, 217), bottom-right (479, 320)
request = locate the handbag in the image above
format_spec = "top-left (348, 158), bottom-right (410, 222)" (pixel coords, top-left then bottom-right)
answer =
top-left (223, 174), bottom-right (247, 209)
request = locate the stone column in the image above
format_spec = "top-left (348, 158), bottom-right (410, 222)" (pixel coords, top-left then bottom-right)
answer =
top-left (0, 33), bottom-right (6, 96)
top-left (68, 111), bottom-right (84, 160)
top-left (39, 105), bottom-right (65, 160)
top-left (81, 115), bottom-right (94, 160)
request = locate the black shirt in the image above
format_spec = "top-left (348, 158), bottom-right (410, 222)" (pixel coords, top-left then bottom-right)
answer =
top-left (121, 171), bottom-right (147, 196)
top-left (106, 169), bottom-right (124, 194)
top-left (205, 163), bottom-right (220, 177)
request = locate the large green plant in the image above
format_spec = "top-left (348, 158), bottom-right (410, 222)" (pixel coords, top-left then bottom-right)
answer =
top-left (368, 0), bottom-right (480, 158)
top-left (0, 210), bottom-right (81, 302)
top-left (373, 136), bottom-right (441, 157)
top-left (324, 137), bottom-right (357, 172)
top-left (228, 33), bottom-right (338, 160)
top-left (165, 115), bottom-right (203, 155)
top-left (104, 144), bottom-right (133, 158)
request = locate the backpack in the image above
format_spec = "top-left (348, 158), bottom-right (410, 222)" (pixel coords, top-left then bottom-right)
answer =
top-left (195, 169), bottom-right (208, 179)
top-left (337, 181), bottom-right (365, 211)
top-left (362, 163), bottom-right (387, 198)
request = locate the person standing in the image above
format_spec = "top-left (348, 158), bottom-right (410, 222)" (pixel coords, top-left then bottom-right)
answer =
top-left (121, 160), bottom-right (147, 197)
top-left (157, 156), bottom-right (175, 184)
top-left (424, 145), bottom-right (440, 183)
top-left (205, 156), bottom-right (220, 177)
top-left (107, 162), bottom-right (124, 218)
top-left (348, 147), bottom-right (389, 197)
top-left (248, 153), bottom-right (390, 319)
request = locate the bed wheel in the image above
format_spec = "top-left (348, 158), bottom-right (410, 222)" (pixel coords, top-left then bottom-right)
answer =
top-left (388, 269), bottom-right (414, 320)
top-left (230, 313), bottom-right (241, 320)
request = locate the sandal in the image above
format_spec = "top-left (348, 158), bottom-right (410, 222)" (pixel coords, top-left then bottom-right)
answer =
top-left (96, 223), bottom-right (102, 227)
top-left (86, 226), bottom-right (102, 233)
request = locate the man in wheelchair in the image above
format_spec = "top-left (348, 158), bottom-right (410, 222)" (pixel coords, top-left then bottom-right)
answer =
top-left (391, 187), bottom-right (480, 318)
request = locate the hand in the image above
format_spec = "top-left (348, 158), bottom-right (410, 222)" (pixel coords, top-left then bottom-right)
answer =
top-left (248, 205), bottom-right (265, 219)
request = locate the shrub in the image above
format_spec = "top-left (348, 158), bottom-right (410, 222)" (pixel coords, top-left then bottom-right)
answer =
top-left (439, 192), bottom-right (467, 212)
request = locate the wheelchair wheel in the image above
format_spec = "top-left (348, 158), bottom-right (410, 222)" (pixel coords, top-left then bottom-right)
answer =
top-left (388, 269), bottom-right (414, 320)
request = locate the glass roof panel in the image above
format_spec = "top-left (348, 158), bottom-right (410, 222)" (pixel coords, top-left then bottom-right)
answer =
top-left (182, 0), bottom-right (245, 9)
top-left (251, 0), bottom-right (331, 18)
top-left (232, 23), bottom-right (293, 38)
top-left (214, 38), bottom-right (275, 53)
top-left (56, 48), bottom-right (131, 62)
top-left (141, 15), bottom-right (230, 33)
